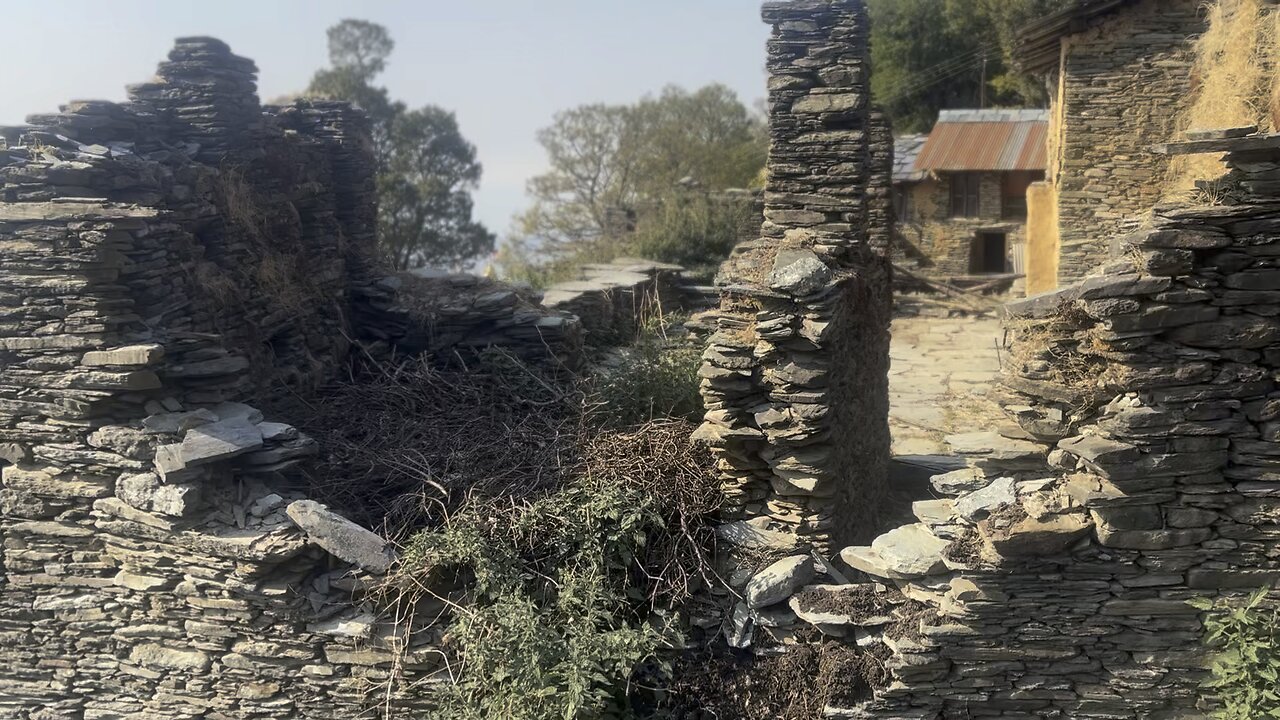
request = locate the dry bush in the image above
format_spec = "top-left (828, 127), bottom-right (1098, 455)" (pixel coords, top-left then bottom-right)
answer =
top-left (218, 164), bottom-right (271, 239)
top-left (658, 641), bottom-right (889, 720)
top-left (578, 421), bottom-right (723, 605)
top-left (278, 350), bottom-right (583, 537)
top-left (255, 250), bottom-right (324, 315)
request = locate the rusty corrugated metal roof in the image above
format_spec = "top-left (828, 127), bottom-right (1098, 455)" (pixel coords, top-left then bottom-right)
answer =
top-left (914, 109), bottom-right (1048, 173)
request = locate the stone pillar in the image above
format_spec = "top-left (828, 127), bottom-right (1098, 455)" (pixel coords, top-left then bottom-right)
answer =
top-left (698, 0), bottom-right (893, 550)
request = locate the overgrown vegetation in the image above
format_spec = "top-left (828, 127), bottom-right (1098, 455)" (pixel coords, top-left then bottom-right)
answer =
top-left (589, 316), bottom-right (704, 429)
top-left (1190, 589), bottom-right (1280, 719)
top-left (389, 423), bottom-right (721, 720)
top-left (279, 312), bottom-right (721, 719)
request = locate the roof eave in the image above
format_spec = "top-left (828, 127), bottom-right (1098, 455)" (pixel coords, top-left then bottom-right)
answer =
top-left (1013, 0), bottom-right (1140, 75)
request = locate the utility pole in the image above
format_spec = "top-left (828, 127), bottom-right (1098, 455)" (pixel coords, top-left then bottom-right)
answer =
top-left (980, 54), bottom-right (988, 109)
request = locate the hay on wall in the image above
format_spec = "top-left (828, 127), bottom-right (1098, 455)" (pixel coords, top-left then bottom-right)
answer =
top-left (1165, 0), bottom-right (1280, 197)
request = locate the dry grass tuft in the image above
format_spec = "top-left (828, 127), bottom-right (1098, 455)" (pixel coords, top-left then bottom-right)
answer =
top-left (218, 165), bottom-right (271, 239)
top-left (1166, 0), bottom-right (1280, 197)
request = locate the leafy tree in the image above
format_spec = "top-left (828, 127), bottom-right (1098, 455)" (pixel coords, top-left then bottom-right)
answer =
top-left (308, 19), bottom-right (493, 270)
top-left (868, 0), bottom-right (1073, 132)
top-left (513, 85), bottom-right (766, 267)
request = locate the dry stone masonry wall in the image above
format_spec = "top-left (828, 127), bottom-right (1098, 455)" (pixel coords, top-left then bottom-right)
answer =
top-left (697, 0), bottom-right (894, 552)
top-left (707, 2), bottom-right (1280, 718)
top-left (0, 38), bottom-right (471, 720)
top-left (1051, 0), bottom-right (1204, 283)
top-left (817, 134), bottom-right (1280, 718)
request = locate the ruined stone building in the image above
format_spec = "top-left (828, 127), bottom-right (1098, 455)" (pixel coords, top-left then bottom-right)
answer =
top-left (894, 109), bottom-right (1047, 279)
top-left (0, 37), bottom-right (586, 719)
top-left (9, 1), bottom-right (1280, 719)
top-left (1016, 0), bottom-right (1207, 293)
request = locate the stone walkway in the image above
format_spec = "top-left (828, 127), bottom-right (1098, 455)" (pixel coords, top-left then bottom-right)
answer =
top-left (889, 314), bottom-right (1006, 457)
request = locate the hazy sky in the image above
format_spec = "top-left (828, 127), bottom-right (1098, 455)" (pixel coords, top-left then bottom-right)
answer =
top-left (0, 1), bottom-right (770, 239)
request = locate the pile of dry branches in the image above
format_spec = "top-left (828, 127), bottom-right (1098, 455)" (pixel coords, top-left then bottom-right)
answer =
top-left (276, 349), bottom-right (584, 538)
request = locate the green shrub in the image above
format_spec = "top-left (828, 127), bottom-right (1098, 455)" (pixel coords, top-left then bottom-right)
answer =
top-left (1190, 589), bottom-right (1280, 719)
top-left (628, 193), bottom-right (755, 279)
top-left (390, 422), bottom-right (721, 720)
top-left (589, 320), bottom-right (704, 428)
top-left (402, 479), bottom-right (668, 720)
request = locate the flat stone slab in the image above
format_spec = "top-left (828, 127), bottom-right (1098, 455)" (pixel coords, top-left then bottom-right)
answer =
top-left (841, 523), bottom-right (950, 580)
top-left (82, 343), bottom-right (165, 367)
top-left (286, 500), bottom-right (395, 574)
top-left (954, 477), bottom-right (1017, 521)
top-left (746, 554), bottom-right (816, 608)
top-left (180, 418), bottom-right (263, 466)
top-left (946, 432), bottom-right (1044, 461)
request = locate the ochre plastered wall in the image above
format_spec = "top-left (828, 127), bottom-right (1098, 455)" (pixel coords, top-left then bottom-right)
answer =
top-left (1025, 180), bottom-right (1060, 294)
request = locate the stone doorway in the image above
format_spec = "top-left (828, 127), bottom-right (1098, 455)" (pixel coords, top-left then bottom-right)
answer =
top-left (970, 230), bottom-right (1008, 273)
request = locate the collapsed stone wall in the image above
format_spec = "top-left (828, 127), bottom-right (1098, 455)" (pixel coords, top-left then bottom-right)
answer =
top-left (541, 258), bottom-right (717, 343)
top-left (697, 0), bottom-right (894, 551)
top-left (0, 38), bottom-right (550, 719)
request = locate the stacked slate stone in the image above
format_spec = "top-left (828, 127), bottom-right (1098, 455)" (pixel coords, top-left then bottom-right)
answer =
top-left (0, 40), bottom-right (457, 719)
top-left (351, 271), bottom-right (584, 368)
top-left (273, 100), bottom-right (379, 277)
top-left (819, 134), bottom-right (1280, 718)
top-left (698, 0), bottom-right (894, 552)
top-left (541, 258), bottom-right (711, 343)
top-left (127, 37), bottom-right (263, 162)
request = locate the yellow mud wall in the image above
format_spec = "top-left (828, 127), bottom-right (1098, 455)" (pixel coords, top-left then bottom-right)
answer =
top-left (1025, 181), bottom-right (1060, 295)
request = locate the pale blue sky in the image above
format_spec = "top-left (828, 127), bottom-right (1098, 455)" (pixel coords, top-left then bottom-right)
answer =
top-left (0, 1), bottom-right (770, 238)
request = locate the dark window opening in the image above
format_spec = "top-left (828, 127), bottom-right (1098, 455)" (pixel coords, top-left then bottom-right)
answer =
top-left (1001, 170), bottom-right (1044, 221)
top-left (893, 186), bottom-right (913, 222)
top-left (970, 232), bottom-right (1008, 274)
top-left (949, 173), bottom-right (981, 217)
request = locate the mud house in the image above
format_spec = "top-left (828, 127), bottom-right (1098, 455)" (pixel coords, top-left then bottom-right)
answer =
top-left (1015, 0), bottom-right (1208, 293)
top-left (894, 109), bottom-right (1047, 280)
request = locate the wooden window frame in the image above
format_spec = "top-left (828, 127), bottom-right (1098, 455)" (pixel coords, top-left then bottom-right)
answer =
top-left (949, 173), bottom-right (981, 218)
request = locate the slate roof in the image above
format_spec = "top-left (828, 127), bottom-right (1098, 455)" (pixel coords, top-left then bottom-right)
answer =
top-left (893, 134), bottom-right (928, 183)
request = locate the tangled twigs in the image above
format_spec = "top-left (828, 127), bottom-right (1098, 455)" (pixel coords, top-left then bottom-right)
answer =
top-left (275, 348), bottom-right (584, 538)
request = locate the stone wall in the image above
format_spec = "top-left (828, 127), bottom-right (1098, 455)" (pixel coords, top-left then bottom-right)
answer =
top-left (818, 135), bottom-right (1280, 718)
top-left (353, 271), bottom-right (582, 367)
top-left (0, 38), bottom-right (517, 719)
top-left (541, 258), bottom-right (715, 344)
top-left (697, 0), bottom-right (894, 551)
top-left (1048, 0), bottom-right (1205, 284)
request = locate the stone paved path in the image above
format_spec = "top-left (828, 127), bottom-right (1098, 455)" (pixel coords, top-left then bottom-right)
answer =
top-left (889, 315), bottom-right (1006, 456)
